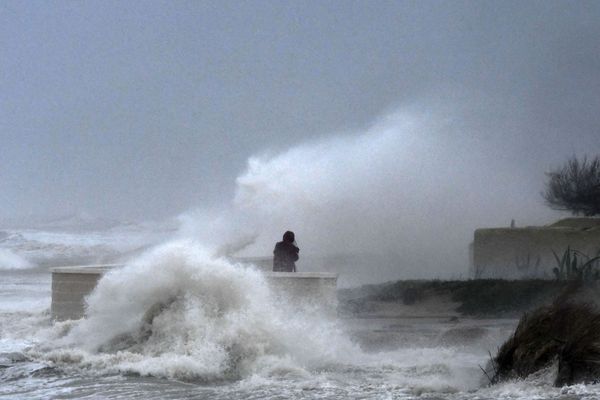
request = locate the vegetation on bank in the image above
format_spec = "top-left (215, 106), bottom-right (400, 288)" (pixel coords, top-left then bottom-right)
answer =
top-left (552, 246), bottom-right (600, 281)
top-left (339, 279), bottom-right (572, 316)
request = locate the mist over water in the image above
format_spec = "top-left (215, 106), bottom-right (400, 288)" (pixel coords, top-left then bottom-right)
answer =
top-left (180, 108), bottom-right (558, 282)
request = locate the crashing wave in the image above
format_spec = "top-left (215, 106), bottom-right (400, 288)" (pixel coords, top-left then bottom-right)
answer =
top-left (0, 248), bottom-right (33, 270)
top-left (29, 241), bottom-right (355, 380)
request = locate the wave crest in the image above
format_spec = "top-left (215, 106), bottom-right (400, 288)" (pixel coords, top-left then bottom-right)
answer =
top-left (0, 248), bottom-right (33, 270)
top-left (34, 241), bottom-right (354, 380)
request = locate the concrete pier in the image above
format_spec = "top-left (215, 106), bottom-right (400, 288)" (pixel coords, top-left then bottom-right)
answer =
top-left (51, 264), bottom-right (338, 321)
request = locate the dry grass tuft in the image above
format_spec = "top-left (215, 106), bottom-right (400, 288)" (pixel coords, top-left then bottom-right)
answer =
top-left (493, 295), bottom-right (600, 386)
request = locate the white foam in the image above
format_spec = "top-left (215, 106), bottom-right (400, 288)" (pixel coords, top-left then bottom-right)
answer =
top-left (0, 248), bottom-right (33, 270)
top-left (30, 241), bottom-right (356, 380)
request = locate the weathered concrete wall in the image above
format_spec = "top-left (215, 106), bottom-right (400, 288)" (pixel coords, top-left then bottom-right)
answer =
top-left (51, 265), bottom-right (337, 321)
top-left (51, 265), bottom-right (121, 320)
top-left (265, 271), bottom-right (338, 308)
top-left (473, 218), bottom-right (600, 279)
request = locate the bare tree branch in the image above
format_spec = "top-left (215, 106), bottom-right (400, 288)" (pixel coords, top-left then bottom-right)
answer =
top-left (543, 156), bottom-right (600, 216)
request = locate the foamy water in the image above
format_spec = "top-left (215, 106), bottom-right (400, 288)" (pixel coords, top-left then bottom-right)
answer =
top-left (2, 235), bottom-right (600, 399)
top-left (0, 248), bottom-right (32, 270)
top-left (27, 242), bottom-right (359, 380)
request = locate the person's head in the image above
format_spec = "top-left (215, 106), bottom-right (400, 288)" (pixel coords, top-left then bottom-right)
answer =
top-left (282, 231), bottom-right (295, 243)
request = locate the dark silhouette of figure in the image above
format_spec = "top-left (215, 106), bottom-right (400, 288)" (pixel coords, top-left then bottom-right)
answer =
top-left (273, 231), bottom-right (299, 272)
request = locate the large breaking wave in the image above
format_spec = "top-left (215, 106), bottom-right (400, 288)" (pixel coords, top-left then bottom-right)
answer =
top-left (29, 241), bottom-right (355, 380)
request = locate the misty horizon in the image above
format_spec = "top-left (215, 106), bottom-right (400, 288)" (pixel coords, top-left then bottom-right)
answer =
top-left (3, 1), bottom-right (600, 280)
top-left (3, 1), bottom-right (600, 223)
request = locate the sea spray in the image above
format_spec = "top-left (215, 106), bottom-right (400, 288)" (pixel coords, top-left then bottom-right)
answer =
top-left (0, 248), bottom-right (33, 270)
top-left (178, 110), bottom-right (518, 283)
top-left (29, 241), bottom-right (356, 380)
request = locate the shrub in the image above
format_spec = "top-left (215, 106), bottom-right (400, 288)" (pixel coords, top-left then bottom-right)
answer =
top-left (543, 156), bottom-right (600, 216)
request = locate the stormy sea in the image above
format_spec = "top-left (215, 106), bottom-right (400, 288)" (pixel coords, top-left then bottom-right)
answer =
top-left (1, 222), bottom-right (599, 400)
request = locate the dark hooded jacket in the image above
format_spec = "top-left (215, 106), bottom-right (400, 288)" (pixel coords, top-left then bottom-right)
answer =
top-left (273, 231), bottom-right (299, 272)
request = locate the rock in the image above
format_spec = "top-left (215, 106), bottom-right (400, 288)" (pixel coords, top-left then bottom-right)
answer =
top-left (492, 301), bottom-right (600, 386)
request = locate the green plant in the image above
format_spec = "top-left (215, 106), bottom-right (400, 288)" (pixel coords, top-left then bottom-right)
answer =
top-left (552, 246), bottom-right (600, 281)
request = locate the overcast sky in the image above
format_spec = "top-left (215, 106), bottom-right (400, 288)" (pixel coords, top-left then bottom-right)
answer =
top-left (2, 0), bottom-right (600, 223)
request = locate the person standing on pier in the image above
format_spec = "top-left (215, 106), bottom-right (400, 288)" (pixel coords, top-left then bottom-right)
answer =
top-left (273, 231), bottom-right (299, 272)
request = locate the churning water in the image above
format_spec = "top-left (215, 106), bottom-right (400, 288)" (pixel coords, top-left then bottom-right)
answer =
top-left (2, 234), bottom-right (600, 399)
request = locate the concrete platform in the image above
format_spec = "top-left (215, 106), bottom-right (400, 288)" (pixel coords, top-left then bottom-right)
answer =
top-left (50, 265), bottom-right (338, 321)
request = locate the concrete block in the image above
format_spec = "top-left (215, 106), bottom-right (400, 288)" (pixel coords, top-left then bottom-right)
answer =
top-left (50, 265), bottom-right (338, 321)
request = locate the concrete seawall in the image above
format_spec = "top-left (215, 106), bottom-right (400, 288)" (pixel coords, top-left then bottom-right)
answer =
top-left (51, 265), bottom-right (338, 321)
top-left (51, 265), bottom-right (119, 321)
top-left (472, 218), bottom-right (600, 279)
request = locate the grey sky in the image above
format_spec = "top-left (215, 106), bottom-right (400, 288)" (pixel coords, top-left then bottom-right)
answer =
top-left (2, 0), bottom-right (600, 222)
